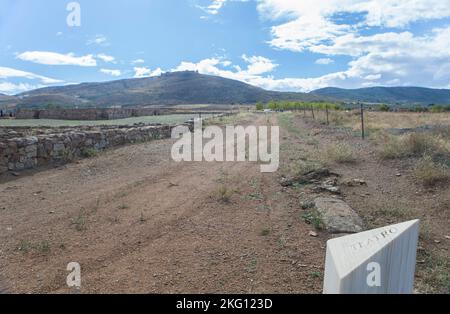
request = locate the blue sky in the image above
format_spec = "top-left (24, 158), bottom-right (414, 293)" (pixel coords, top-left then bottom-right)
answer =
top-left (1, 0), bottom-right (450, 95)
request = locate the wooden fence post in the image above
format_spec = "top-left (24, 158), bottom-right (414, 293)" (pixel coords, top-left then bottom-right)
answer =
top-left (326, 105), bottom-right (329, 125)
top-left (360, 102), bottom-right (365, 139)
top-left (311, 105), bottom-right (315, 120)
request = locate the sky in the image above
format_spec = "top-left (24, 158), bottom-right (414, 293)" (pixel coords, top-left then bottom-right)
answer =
top-left (1, 0), bottom-right (450, 95)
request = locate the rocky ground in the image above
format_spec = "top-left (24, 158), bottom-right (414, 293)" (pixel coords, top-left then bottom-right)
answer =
top-left (0, 112), bottom-right (448, 293)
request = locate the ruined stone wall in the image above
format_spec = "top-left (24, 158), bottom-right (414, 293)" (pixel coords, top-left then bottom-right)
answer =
top-left (15, 108), bottom-right (165, 121)
top-left (0, 124), bottom-right (181, 175)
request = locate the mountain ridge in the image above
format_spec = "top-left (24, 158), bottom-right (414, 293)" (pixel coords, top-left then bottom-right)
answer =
top-left (12, 71), bottom-right (323, 108)
top-left (2, 72), bottom-right (450, 108)
top-left (311, 86), bottom-right (450, 105)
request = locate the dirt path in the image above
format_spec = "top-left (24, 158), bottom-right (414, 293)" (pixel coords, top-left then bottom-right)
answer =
top-left (0, 114), bottom-right (325, 293)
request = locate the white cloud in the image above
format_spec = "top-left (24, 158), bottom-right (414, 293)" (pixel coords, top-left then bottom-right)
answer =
top-left (87, 34), bottom-right (109, 46)
top-left (250, 0), bottom-right (450, 90)
top-left (172, 55), bottom-right (277, 80)
top-left (0, 82), bottom-right (43, 94)
top-left (315, 58), bottom-right (334, 65)
top-left (197, 0), bottom-right (227, 15)
top-left (0, 66), bottom-right (63, 95)
top-left (206, 0), bottom-right (227, 15)
top-left (0, 66), bottom-right (63, 84)
top-left (364, 74), bottom-right (381, 81)
top-left (221, 60), bottom-right (232, 67)
top-left (241, 54), bottom-right (278, 75)
top-left (17, 51), bottom-right (97, 67)
top-left (257, 1), bottom-right (450, 54)
top-left (132, 59), bottom-right (145, 64)
top-left (198, 0), bottom-right (249, 16)
top-left (170, 25), bottom-right (450, 93)
top-left (97, 53), bottom-right (115, 63)
top-left (134, 67), bottom-right (163, 78)
top-left (100, 69), bottom-right (121, 77)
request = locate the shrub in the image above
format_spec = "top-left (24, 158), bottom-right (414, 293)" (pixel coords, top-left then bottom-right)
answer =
top-left (82, 147), bottom-right (98, 158)
top-left (378, 134), bottom-right (404, 159)
top-left (403, 133), bottom-right (437, 156)
top-left (429, 105), bottom-right (447, 113)
top-left (324, 142), bottom-right (356, 163)
top-left (413, 155), bottom-right (450, 187)
top-left (379, 104), bottom-right (390, 112)
top-left (378, 133), bottom-right (449, 160)
top-left (217, 186), bottom-right (234, 203)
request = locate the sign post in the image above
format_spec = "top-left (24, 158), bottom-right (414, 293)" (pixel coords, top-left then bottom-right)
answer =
top-left (323, 220), bottom-right (420, 294)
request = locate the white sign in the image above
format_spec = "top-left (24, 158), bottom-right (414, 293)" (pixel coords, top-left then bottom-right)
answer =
top-left (323, 220), bottom-right (420, 294)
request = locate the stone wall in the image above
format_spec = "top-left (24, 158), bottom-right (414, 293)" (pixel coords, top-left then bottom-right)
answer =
top-left (15, 107), bottom-right (168, 121)
top-left (0, 124), bottom-right (185, 175)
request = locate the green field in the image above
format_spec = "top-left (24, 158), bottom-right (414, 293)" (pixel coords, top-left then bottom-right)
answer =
top-left (0, 114), bottom-right (210, 128)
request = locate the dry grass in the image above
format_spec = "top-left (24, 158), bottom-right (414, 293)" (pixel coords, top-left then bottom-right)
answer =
top-left (330, 111), bottom-right (450, 132)
top-left (413, 155), bottom-right (450, 187)
top-left (377, 132), bottom-right (449, 160)
top-left (323, 142), bottom-right (356, 164)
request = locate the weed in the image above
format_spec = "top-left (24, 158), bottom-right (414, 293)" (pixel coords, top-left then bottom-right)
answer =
top-left (246, 259), bottom-right (258, 273)
top-left (260, 229), bottom-right (271, 236)
top-left (301, 210), bottom-right (325, 230)
top-left (72, 213), bottom-right (87, 231)
top-left (277, 236), bottom-right (287, 248)
top-left (17, 240), bottom-right (32, 253)
top-left (60, 148), bottom-right (74, 162)
top-left (37, 241), bottom-right (50, 254)
top-left (310, 271), bottom-right (323, 280)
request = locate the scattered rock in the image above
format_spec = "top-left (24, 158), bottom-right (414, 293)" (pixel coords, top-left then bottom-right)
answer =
top-left (281, 168), bottom-right (337, 187)
top-left (396, 173), bottom-right (402, 177)
top-left (309, 231), bottom-right (318, 237)
top-left (314, 197), bottom-right (364, 234)
top-left (346, 178), bottom-right (367, 186)
top-left (318, 178), bottom-right (341, 194)
top-left (301, 201), bottom-right (316, 210)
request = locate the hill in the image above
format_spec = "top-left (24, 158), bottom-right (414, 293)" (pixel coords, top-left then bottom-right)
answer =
top-left (13, 71), bottom-right (322, 109)
top-left (0, 93), bottom-right (17, 109)
top-left (311, 86), bottom-right (450, 105)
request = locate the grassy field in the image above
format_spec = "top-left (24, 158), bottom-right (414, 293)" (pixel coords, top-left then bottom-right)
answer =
top-left (0, 114), bottom-right (209, 127)
top-left (321, 110), bottom-right (450, 132)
